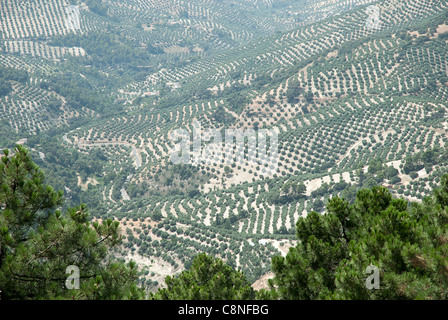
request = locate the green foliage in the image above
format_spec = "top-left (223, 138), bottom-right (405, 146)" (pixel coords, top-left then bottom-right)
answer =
top-left (223, 83), bottom-right (250, 112)
top-left (403, 147), bottom-right (445, 174)
top-left (286, 84), bottom-right (304, 104)
top-left (150, 253), bottom-right (255, 300)
top-left (85, 0), bottom-right (108, 16)
top-left (0, 66), bottom-right (29, 84)
top-left (0, 146), bottom-right (144, 300)
top-left (49, 32), bottom-right (152, 68)
top-left (355, 160), bottom-right (401, 190)
top-left (170, 164), bottom-right (199, 180)
top-left (3, 0), bottom-right (448, 296)
top-left (0, 65), bottom-right (29, 98)
top-left (0, 120), bottom-right (19, 149)
top-left (212, 106), bottom-right (236, 124)
top-left (265, 182), bottom-right (448, 299)
top-left (39, 71), bottom-right (115, 113)
top-left (0, 78), bottom-right (11, 98)
top-left (213, 209), bottom-right (248, 229)
top-left (151, 211), bottom-right (163, 222)
top-left (266, 181), bottom-right (306, 204)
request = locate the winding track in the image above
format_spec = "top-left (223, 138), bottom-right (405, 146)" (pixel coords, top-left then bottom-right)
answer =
top-left (63, 135), bottom-right (142, 169)
top-left (63, 136), bottom-right (142, 201)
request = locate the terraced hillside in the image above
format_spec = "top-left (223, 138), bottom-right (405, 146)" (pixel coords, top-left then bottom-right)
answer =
top-left (1, 0), bottom-right (448, 288)
top-left (0, 0), bottom-right (375, 144)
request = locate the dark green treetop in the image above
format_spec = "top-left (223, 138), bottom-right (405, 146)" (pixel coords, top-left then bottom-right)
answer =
top-left (261, 182), bottom-right (448, 299)
top-left (0, 145), bottom-right (145, 299)
top-left (151, 253), bottom-right (255, 300)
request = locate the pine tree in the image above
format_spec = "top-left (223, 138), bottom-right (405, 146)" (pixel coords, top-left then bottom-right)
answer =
top-left (151, 253), bottom-right (255, 300)
top-left (0, 145), bottom-right (145, 300)
top-left (263, 183), bottom-right (448, 299)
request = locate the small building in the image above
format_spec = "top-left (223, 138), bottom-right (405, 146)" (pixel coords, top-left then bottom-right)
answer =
top-left (166, 82), bottom-right (181, 89)
top-left (143, 91), bottom-right (159, 96)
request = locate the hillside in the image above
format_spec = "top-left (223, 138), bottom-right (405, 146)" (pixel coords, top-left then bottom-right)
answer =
top-left (1, 0), bottom-right (448, 288)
